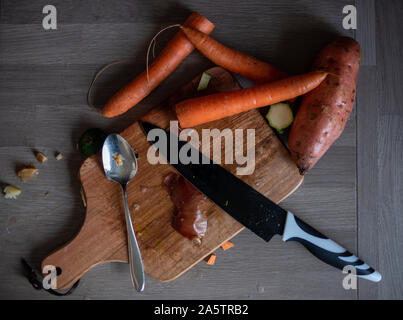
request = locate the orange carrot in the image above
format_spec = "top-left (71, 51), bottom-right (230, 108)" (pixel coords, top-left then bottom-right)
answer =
top-left (180, 26), bottom-right (288, 84)
top-left (206, 254), bottom-right (217, 265)
top-left (101, 12), bottom-right (214, 118)
top-left (221, 241), bottom-right (234, 251)
top-left (175, 71), bottom-right (328, 128)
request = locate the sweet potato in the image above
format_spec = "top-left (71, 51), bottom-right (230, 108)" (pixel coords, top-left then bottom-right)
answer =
top-left (288, 37), bottom-right (361, 175)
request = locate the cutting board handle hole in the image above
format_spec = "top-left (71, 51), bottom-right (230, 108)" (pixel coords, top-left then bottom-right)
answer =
top-left (56, 267), bottom-right (62, 276)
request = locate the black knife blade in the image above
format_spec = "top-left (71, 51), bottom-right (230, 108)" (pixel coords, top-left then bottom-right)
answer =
top-left (139, 121), bottom-right (381, 282)
top-left (140, 121), bottom-right (285, 241)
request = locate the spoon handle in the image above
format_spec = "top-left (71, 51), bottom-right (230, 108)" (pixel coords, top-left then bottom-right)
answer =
top-left (122, 185), bottom-right (145, 292)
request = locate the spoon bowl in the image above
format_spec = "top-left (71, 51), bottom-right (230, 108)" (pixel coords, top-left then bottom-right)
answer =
top-left (102, 134), bottom-right (138, 185)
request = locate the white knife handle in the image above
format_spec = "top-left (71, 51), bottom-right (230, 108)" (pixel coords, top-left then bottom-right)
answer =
top-left (282, 212), bottom-right (381, 283)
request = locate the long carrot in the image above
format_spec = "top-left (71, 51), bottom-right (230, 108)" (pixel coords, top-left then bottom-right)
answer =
top-left (175, 71), bottom-right (327, 128)
top-left (101, 12), bottom-right (214, 118)
top-left (180, 26), bottom-right (288, 84)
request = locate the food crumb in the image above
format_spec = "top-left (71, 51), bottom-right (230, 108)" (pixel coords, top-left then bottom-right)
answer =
top-left (192, 237), bottom-right (202, 246)
top-left (17, 166), bottom-right (39, 181)
top-left (35, 151), bottom-right (48, 163)
top-left (221, 240), bottom-right (234, 251)
top-left (206, 254), bottom-right (216, 265)
top-left (3, 185), bottom-right (22, 199)
top-left (133, 203), bottom-right (140, 211)
top-left (112, 153), bottom-right (124, 166)
top-left (80, 187), bottom-right (87, 207)
top-left (55, 153), bottom-right (63, 160)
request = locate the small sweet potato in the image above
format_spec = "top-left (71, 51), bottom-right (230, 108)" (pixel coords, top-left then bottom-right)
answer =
top-left (288, 37), bottom-right (361, 175)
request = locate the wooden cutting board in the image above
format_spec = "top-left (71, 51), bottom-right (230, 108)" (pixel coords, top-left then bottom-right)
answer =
top-left (42, 67), bottom-right (303, 290)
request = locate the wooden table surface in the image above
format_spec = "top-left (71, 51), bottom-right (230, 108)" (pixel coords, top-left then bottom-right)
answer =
top-left (0, 0), bottom-right (401, 300)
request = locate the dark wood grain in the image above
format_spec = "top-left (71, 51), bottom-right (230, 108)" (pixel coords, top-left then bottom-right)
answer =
top-left (0, 0), bottom-right (399, 299)
top-left (356, 0), bottom-right (403, 300)
top-left (355, 0), bottom-right (376, 66)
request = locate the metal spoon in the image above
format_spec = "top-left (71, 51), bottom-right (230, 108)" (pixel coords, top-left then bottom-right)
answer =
top-left (102, 133), bottom-right (145, 292)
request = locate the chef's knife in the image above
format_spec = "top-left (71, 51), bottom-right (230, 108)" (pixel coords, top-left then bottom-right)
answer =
top-left (139, 121), bottom-right (381, 283)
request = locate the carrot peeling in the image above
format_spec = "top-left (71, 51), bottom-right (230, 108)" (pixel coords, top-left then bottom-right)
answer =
top-left (221, 241), bottom-right (234, 251)
top-left (101, 12), bottom-right (215, 118)
top-left (175, 71), bottom-right (328, 128)
top-left (206, 254), bottom-right (217, 265)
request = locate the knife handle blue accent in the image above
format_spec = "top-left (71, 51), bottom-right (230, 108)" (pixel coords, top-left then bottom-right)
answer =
top-left (282, 212), bottom-right (381, 283)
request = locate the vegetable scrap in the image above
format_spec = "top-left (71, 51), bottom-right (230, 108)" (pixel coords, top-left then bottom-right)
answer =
top-left (265, 103), bottom-right (294, 133)
top-left (206, 254), bottom-right (216, 265)
top-left (3, 185), bottom-right (21, 199)
top-left (80, 187), bottom-right (87, 207)
top-left (197, 72), bottom-right (211, 91)
top-left (192, 237), bottom-right (202, 246)
top-left (17, 166), bottom-right (39, 182)
top-left (221, 241), bottom-right (234, 251)
top-left (78, 128), bottom-right (107, 157)
top-left (113, 153), bottom-right (124, 166)
top-left (203, 242), bottom-right (235, 266)
top-left (6, 147), bottom-right (71, 199)
top-left (35, 151), bottom-right (48, 163)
